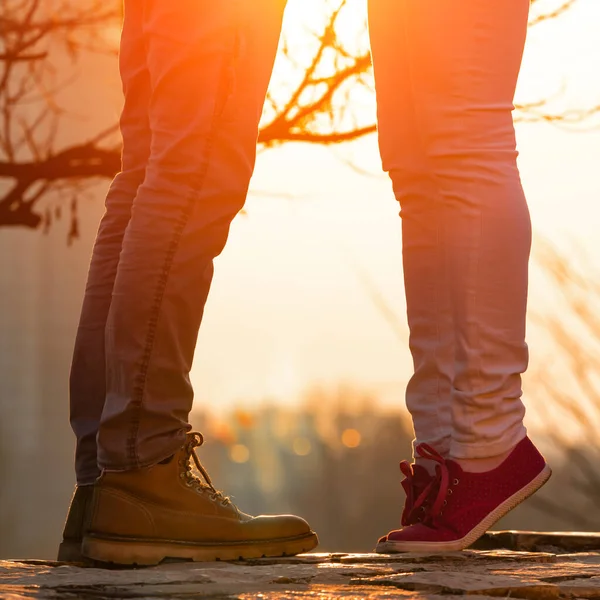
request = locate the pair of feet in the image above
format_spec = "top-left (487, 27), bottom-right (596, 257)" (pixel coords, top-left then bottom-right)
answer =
top-left (58, 432), bottom-right (550, 565)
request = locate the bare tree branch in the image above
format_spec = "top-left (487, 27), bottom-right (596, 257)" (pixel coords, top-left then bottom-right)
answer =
top-left (0, 0), bottom-right (598, 234)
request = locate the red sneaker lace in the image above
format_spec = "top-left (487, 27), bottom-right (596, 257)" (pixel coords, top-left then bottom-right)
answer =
top-left (405, 443), bottom-right (450, 526)
top-left (399, 460), bottom-right (420, 525)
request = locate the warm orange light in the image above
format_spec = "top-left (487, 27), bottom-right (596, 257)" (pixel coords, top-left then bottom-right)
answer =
top-left (212, 422), bottom-right (237, 446)
top-left (234, 409), bottom-right (255, 429)
top-left (230, 444), bottom-right (250, 463)
top-left (341, 428), bottom-right (361, 448)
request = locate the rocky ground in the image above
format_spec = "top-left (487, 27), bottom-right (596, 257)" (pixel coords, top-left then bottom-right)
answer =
top-left (3, 532), bottom-right (600, 599)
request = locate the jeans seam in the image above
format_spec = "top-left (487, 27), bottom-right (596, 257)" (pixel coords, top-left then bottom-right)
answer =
top-left (125, 202), bottom-right (189, 468)
top-left (402, 11), bottom-right (448, 449)
top-left (124, 66), bottom-right (233, 469)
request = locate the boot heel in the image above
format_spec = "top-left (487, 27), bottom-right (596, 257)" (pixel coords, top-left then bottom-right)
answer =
top-left (57, 540), bottom-right (84, 563)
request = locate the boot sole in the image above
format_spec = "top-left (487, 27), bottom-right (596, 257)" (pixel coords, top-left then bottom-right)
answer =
top-left (376, 463), bottom-right (552, 554)
top-left (82, 531), bottom-right (319, 566)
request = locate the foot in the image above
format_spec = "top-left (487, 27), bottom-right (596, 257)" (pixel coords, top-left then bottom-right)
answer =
top-left (376, 436), bottom-right (551, 553)
top-left (57, 484), bottom-right (95, 562)
top-left (82, 432), bottom-right (319, 565)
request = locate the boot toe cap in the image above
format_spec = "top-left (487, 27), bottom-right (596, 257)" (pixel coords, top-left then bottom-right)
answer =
top-left (251, 514), bottom-right (312, 539)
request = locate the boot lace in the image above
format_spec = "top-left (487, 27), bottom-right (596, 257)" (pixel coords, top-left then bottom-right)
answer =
top-left (180, 432), bottom-right (236, 509)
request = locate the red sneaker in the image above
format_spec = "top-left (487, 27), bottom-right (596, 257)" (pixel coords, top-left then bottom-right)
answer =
top-left (376, 437), bottom-right (551, 553)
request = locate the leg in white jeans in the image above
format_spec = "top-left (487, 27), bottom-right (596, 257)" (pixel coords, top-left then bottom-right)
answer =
top-left (369, 0), bottom-right (531, 459)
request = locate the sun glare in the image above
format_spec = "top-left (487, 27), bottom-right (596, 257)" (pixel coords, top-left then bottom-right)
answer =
top-left (283, 0), bottom-right (366, 54)
top-left (273, 0), bottom-right (367, 81)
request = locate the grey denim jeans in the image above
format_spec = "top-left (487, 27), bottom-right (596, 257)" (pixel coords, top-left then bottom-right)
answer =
top-left (70, 0), bottom-right (286, 483)
top-left (71, 0), bottom-right (532, 484)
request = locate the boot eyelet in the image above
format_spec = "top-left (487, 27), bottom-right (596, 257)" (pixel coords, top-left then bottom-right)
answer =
top-left (453, 479), bottom-right (459, 486)
top-left (420, 506), bottom-right (426, 512)
top-left (447, 489), bottom-right (453, 495)
top-left (443, 500), bottom-right (447, 506)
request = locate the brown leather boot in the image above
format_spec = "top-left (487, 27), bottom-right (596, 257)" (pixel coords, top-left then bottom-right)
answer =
top-left (57, 484), bottom-right (95, 562)
top-left (82, 432), bottom-right (318, 565)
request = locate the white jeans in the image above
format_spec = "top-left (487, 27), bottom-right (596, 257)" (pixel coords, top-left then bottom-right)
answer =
top-left (369, 0), bottom-right (531, 459)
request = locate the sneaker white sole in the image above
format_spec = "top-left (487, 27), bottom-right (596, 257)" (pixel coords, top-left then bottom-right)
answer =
top-left (376, 463), bottom-right (552, 554)
top-left (82, 531), bottom-right (319, 566)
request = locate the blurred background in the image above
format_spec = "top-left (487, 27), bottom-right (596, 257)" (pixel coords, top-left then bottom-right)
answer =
top-left (1, 0), bottom-right (600, 558)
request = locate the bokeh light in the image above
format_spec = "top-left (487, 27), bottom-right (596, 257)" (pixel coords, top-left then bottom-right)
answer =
top-left (229, 444), bottom-right (250, 463)
top-left (341, 428), bottom-right (361, 448)
top-left (293, 437), bottom-right (312, 456)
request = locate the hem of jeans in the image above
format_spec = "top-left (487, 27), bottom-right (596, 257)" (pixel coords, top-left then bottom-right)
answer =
top-left (76, 480), bottom-right (98, 488)
top-left (98, 436), bottom-right (184, 473)
top-left (76, 472), bottom-right (102, 486)
top-left (412, 436), bottom-right (451, 461)
top-left (449, 425), bottom-right (527, 460)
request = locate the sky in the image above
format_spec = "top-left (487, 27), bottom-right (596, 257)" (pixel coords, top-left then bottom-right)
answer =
top-left (182, 0), bottom-right (600, 417)
top-left (3, 1), bottom-right (597, 558)
top-left (42, 0), bottom-right (597, 420)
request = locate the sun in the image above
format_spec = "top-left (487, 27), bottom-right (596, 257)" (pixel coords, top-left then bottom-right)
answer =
top-left (266, 0), bottom-right (369, 114)
top-left (280, 0), bottom-right (368, 58)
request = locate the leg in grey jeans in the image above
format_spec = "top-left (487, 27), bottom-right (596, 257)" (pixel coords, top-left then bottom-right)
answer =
top-left (70, 0), bottom-right (286, 482)
top-left (369, 0), bottom-right (531, 460)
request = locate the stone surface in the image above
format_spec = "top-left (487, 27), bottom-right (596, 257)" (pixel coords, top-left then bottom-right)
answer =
top-left (472, 531), bottom-right (600, 553)
top-left (3, 532), bottom-right (600, 599)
